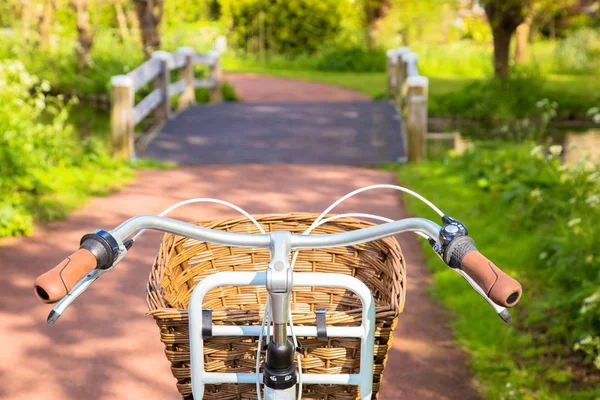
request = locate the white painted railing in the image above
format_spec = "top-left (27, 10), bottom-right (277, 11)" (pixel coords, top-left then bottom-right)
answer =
top-left (110, 42), bottom-right (224, 160)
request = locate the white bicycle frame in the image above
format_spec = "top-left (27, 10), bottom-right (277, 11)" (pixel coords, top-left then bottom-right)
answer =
top-left (50, 214), bottom-right (502, 400)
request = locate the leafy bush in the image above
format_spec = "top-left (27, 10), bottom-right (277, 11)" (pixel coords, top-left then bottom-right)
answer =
top-left (222, 0), bottom-right (343, 55)
top-left (554, 29), bottom-right (600, 75)
top-left (453, 142), bottom-right (600, 371)
top-left (398, 142), bottom-right (600, 398)
top-left (0, 60), bottom-right (132, 236)
top-left (435, 67), bottom-right (548, 122)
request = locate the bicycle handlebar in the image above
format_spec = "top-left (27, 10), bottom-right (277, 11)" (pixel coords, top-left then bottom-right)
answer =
top-left (444, 235), bottom-right (521, 308)
top-left (461, 251), bottom-right (522, 307)
top-left (34, 213), bottom-right (522, 323)
top-left (109, 215), bottom-right (442, 249)
top-left (34, 248), bottom-right (97, 303)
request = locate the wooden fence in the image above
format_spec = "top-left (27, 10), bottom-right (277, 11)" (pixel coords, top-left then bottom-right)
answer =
top-left (110, 46), bottom-right (223, 160)
top-left (386, 47), bottom-right (429, 162)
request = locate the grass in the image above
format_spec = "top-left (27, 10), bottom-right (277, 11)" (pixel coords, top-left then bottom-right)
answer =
top-left (393, 160), bottom-right (600, 400)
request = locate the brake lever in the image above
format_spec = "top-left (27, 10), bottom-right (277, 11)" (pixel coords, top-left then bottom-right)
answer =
top-left (47, 268), bottom-right (108, 325)
top-left (47, 239), bottom-right (130, 325)
top-left (454, 269), bottom-right (511, 323)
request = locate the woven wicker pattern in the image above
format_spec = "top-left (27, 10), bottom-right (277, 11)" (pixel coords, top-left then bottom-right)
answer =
top-left (147, 213), bottom-right (406, 399)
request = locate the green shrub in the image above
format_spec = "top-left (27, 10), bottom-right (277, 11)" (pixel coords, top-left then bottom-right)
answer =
top-left (435, 67), bottom-right (548, 122)
top-left (554, 29), bottom-right (600, 75)
top-left (398, 142), bottom-right (600, 397)
top-left (0, 60), bottom-right (132, 237)
top-left (452, 142), bottom-right (600, 371)
top-left (315, 47), bottom-right (386, 72)
top-left (221, 81), bottom-right (239, 101)
top-left (222, 0), bottom-right (343, 55)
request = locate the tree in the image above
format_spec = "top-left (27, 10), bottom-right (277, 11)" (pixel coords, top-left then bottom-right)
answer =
top-left (514, 0), bottom-right (577, 64)
top-left (482, 0), bottom-right (533, 78)
top-left (40, 0), bottom-right (55, 48)
top-left (514, 10), bottom-right (534, 64)
top-left (113, 0), bottom-right (129, 41)
top-left (132, 0), bottom-right (164, 58)
top-left (363, 0), bottom-right (390, 49)
top-left (72, 0), bottom-right (94, 67)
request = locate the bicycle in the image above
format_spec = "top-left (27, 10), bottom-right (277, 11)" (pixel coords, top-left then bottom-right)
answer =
top-left (34, 185), bottom-right (522, 400)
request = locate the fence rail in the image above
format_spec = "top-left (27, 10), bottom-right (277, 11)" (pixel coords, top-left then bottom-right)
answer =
top-left (386, 47), bottom-right (428, 162)
top-left (110, 45), bottom-right (223, 160)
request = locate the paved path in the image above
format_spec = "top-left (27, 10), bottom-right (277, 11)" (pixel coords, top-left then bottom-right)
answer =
top-left (0, 75), bottom-right (480, 399)
top-left (142, 73), bottom-right (404, 165)
top-left (144, 101), bottom-right (404, 165)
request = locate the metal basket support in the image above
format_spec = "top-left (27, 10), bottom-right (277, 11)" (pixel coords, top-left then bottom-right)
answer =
top-left (189, 272), bottom-right (376, 400)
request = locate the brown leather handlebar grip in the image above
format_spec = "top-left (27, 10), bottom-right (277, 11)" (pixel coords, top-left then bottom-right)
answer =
top-left (461, 251), bottom-right (522, 307)
top-left (34, 248), bottom-right (97, 304)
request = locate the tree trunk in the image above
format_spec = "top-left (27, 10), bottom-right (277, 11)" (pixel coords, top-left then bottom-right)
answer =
top-left (22, 0), bottom-right (31, 43)
top-left (483, 0), bottom-right (531, 79)
top-left (72, 0), bottom-right (94, 67)
top-left (514, 12), bottom-right (533, 64)
top-left (364, 0), bottom-right (389, 50)
top-left (126, 6), bottom-right (142, 44)
top-left (114, 0), bottom-right (129, 41)
top-left (491, 25), bottom-right (512, 79)
top-left (132, 0), bottom-right (163, 59)
top-left (40, 0), bottom-right (54, 48)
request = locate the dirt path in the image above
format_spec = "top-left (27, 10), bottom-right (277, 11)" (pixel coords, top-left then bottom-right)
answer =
top-left (0, 166), bottom-right (479, 400)
top-left (0, 76), bottom-right (480, 399)
top-left (224, 73), bottom-right (370, 102)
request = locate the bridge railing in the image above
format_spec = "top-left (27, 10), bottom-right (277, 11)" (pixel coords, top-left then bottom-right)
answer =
top-left (110, 46), bottom-right (223, 160)
top-left (386, 48), bottom-right (428, 162)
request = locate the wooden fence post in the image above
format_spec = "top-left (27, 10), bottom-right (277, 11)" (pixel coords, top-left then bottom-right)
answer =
top-left (403, 51), bottom-right (419, 77)
top-left (208, 50), bottom-right (222, 103)
top-left (177, 46), bottom-right (196, 111)
top-left (406, 76), bottom-right (429, 162)
top-left (396, 49), bottom-right (414, 109)
top-left (386, 49), bottom-right (398, 99)
top-left (214, 36), bottom-right (228, 53)
top-left (151, 50), bottom-right (173, 122)
top-left (110, 75), bottom-right (135, 160)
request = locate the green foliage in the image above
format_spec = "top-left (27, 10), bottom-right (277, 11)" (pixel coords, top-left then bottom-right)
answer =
top-left (0, 30), bottom-right (144, 96)
top-left (221, 81), bottom-right (239, 101)
top-left (397, 142), bottom-right (600, 398)
top-left (435, 67), bottom-right (548, 122)
top-left (454, 142), bottom-right (600, 374)
top-left (0, 60), bottom-right (133, 237)
top-left (434, 67), bottom-right (600, 123)
top-left (221, 0), bottom-right (344, 55)
top-left (553, 29), bottom-right (600, 75)
top-left (315, 47), bottom-right (386, 72)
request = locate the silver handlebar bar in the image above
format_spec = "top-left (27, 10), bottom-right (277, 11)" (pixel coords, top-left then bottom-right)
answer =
top-left (49, 214), bottom-right (510, 324)
top-left (110, 215), bottom-right (442, 249)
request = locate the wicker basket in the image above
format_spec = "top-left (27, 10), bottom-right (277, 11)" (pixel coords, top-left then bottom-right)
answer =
top-left (147, 213), bottom-right (406, 400)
